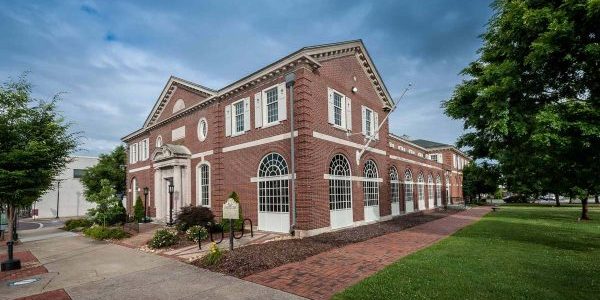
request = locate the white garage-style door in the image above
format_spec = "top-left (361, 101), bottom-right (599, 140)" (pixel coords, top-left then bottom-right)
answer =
top-left (417, 173), bottom-right (426, 211)
top-left (405, 170), bottom-right (415, 213)
top-left (257, 153), bottom-right (290, 233)
top-left (363, 160), bottom-right (380, 222)
top-left (390, 166), bottom-right (400, 216)
top-left (329, 154), bottom-right (353, 229)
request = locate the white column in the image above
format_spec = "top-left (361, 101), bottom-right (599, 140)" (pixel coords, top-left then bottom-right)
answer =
top-left (154, 168), bottom-right (162, 221)
top-left (173, 165), bottom-right (182, 212)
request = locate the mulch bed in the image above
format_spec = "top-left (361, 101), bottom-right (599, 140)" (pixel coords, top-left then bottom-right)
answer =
top-left (193, 209), bottom-right (458, 278)
top-left (15, 289), bottom-right (71, 300)
top-left (0, 251), bottom-right (48, 282)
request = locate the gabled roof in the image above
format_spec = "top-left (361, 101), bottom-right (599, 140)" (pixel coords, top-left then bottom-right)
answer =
top-left (410, 139), bottom-right (452, 149)
top-left (124, 40), bottom-right (394, 141)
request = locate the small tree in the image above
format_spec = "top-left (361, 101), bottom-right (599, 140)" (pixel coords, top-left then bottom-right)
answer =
top-left (0, 75), bottom-right (78, 242)
top-left (462, 162), bottom-right (501, 203)
top-left (87, 179), bottom-right (125, 226)
top-left (133, 196), bottom-right (145, 223)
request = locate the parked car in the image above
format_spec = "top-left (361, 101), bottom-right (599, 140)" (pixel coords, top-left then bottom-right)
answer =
top-left (503, 195), bottom-right (530, 203)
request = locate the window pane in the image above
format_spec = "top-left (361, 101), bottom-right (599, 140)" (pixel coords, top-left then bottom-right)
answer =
top-left (266, 87), bottom-right (278, 123)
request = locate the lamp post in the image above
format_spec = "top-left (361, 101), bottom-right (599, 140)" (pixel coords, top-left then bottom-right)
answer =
top-left (143, 187), bottom-right (149, 222)
top-left (168, 183), bottom-right (174, 226)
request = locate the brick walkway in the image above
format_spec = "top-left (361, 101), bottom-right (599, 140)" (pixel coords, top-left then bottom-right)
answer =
top-left (245, 206), bottom-right (491, 300)
top-left (0, 251), bottom-right (48, 282)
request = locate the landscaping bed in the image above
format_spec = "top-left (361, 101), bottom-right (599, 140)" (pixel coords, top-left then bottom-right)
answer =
top-left (194, 209), bottom-right (458, 278)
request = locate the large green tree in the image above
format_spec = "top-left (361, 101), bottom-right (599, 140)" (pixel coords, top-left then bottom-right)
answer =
top-left (462, 162), bottom-right (501, 203)
top-left (444, 0), bottom-right (599, 219)
top-left (80, 145), bottom-right (126, 197)
top-left (0, 75), bottom-right (78, 240)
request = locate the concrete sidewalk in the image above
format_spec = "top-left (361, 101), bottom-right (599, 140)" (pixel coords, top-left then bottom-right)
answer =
top-left (1, 234), bottom-right (304, 300)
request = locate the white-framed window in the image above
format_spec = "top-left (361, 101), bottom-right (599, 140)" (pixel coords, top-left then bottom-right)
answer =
top-left (436, 175), bottom-right (442, 206)
top-left (139, 138), bottom-right (149, 161)
top-left (428, 175), bottom-right (434, 204)
top-left (156, 135), bottom-right (163, 148)
top-left (390, 166), bottom-right (399, 203)
top-left (265, 87), bottom-right (279, 124)
top-left (197, 118), bottom-right (208, 142)
top-left (399, 146), bottom-right (406, 152)
top-left (361, 105), bottom-right (378, 139)
top-left (404, 170), bottom-right (413, 202)
top-left (225, 97), bottom-right (250, 137)
top-left (258, 153), bottom-right (289, 213)
top-left (408, 149), bottom-right (415, 155)
top-left (417, 173), bottom-right (425, 204)
top-left (363, 160), bottom-right (379, 207)
top-left (327, 88), bottom-right (351, 131)
top-left (197, 163), bottom-right (210, 207)
top-left (129, 143), bottom-right (138, 164)
top-left (418, 152), bottom-right (423, 157)
top-left (255, 83), bottom-right (287, 129)
top-left (329, 154), bottom-right (352, 210)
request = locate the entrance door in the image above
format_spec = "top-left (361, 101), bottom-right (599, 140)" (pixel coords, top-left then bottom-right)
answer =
top-left (329, 154), bottom-right (353, 229)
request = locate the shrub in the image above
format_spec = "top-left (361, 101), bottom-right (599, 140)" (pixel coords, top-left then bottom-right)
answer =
top-left (63, 218), bottom-right (93, 231)
top-left (83, 225), bottom-right (130, 240)
top-left (87, 179), bottom-right (127, 226)
top-left (133, 196), bottom-right (145, 223)
top-left (186, 225), bottom-right (208, 243)
top-left (175, 206), bottom-right (214, 232)
top-left (148, 228), bottom-right (179, 249)
top-left (201, 242), bottom-right (223, 265)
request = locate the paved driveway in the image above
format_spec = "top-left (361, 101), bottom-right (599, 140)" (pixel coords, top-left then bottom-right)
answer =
top-left (1, 230), bottom-right (303, 300)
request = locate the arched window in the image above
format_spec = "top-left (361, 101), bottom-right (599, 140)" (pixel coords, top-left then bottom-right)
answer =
top-left (173, 99), bottom-right (185, 114)
top-left (389, 166), bottom-right (399, 203)
top-left (156, 135), bottom-right (163, 148)
top-left (428, 175), bottom-right (434, 205)
top-left (363, 160), bottom-right (379, 207)
top-left (404, 170), bottom-right (413, 202)
top-left (436, 175), bottom-right (442, 206)
top-left (329, 154), bottom-right (352, 210)
top-left (197, 163), bottom-right (210, 206)
top-left (417, 173), bottom-right (425, 204)
top-left (131, 177), bottom-right (138, 204)
top-left (258, 153), bottom-right (289, 213)
top-left (446, 176), bottom-right (451, 203)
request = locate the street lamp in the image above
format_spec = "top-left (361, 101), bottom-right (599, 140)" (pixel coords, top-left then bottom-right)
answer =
top-left (168, 183), bottom-right (174, 226)
top-left (143, 187), bottom-right (149, 222)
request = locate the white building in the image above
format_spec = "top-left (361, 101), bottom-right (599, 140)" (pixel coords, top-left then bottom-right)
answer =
top-left (33, 156), bottom-right (99, 219)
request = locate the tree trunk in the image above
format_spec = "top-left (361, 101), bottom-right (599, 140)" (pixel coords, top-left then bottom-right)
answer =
top-left (554, 193), bottom-right (560, 207)
top-left (580, 197), bottom-right (590, 220)
top-left (477, 193), bottom-right (481, 204)
top-left (595, 195), bottom-right (599, 204)
top-left (569, 196), bottom-right (573, 204)
top-left (6, 204), bottom-right (15, 242)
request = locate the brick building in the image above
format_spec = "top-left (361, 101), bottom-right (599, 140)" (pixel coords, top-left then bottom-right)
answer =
top-left (122, 40), bottom-right (470, 236)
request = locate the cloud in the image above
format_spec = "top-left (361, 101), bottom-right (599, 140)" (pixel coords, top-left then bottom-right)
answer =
top-left (0, 0), bottom-right (493, 155)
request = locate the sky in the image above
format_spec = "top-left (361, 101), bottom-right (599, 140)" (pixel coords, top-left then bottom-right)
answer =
top-left (0, 0), bottom-right (494, 156)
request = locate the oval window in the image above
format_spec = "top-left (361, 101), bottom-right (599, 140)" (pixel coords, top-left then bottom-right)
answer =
top-left (198, 118), bottom-right (208, 141)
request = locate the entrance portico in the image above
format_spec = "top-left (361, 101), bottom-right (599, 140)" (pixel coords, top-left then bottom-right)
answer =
top-left (152, 144), bottom-right (192, 223)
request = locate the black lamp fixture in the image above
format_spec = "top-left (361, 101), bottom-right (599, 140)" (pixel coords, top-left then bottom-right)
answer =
top-left (167, 183), bottom-right (174, 226)
top-left (143, 187), bottom-right (149, 222)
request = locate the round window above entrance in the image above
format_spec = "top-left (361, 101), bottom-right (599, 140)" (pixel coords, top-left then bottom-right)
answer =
top-left (197, 118), bottom-right (208, 142)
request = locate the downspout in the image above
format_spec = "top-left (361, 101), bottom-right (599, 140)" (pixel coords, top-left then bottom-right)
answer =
top-left (285, 72), bottom-right (296, 235)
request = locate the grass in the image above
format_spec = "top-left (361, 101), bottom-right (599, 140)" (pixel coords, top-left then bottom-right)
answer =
top-left (333, 205), bottom-right (600, 300)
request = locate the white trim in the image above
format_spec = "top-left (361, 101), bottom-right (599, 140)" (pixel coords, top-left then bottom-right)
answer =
top-left (231, 98), bottom-right (247, 136)
top-left (250, 173), bottom-right (296, 183)
top-left (389, 155), bottom-right (443, 171)
top-left (128, 165), bottom-right (150, 173)
top-left (312, 131), bottom-right (386, 156)
top-left (323, 174), bottom-right (383, 182)
top-left (452, 170), bottom-right (463, 174)
top-left (196, 161), bottom-right (211, 208)
top-left (223, 131), bottom-right (298, 153)
top-left (197, 117), bottom-right (208, 142)
top-left (190, 150), bottom-right (214, 160)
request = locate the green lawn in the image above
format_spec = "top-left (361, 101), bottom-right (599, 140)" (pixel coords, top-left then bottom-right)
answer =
top-left (333, 206), bottom-right (600, 300)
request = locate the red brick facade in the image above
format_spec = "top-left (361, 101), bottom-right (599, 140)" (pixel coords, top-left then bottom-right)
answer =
top-left (122, 40), bottom-right (469, 236)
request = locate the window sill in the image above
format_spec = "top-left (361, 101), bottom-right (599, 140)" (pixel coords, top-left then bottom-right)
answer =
top-left (261, 121), bottom-right (281, 129)
top-left (331, 124), bottom-right (349, 132)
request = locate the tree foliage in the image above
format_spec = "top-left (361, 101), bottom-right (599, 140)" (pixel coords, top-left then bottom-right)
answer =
top-left (444, 0), bottom-right (600, 219)
top-left (0, 75), bottom-right (78, 240)
top-left (87, 179), bottom-right (126, 226)
top-left (462, 162), bottom-right (501, 202)
top-left (133, 196), bottom-right (145, 223)
top-left (81, 145), bottom-right (126, 197)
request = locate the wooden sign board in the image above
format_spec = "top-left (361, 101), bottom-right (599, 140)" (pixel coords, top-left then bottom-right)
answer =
top-left (223, 198), bottom-right (239, 219)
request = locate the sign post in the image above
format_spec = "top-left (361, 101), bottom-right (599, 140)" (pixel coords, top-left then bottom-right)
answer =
top-left (222, 198), bottom-right (239, 251)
